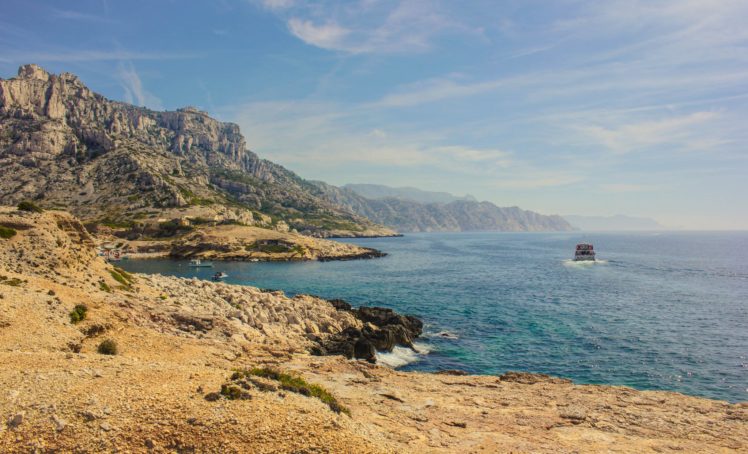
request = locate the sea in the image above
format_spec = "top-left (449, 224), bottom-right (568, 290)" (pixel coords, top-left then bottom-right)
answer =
top-left (118, 231), bottom-right (748, 403)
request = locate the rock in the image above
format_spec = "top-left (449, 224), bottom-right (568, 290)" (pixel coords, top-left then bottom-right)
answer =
top-left (559, 406), bottom-right (587, 423)
top-left (7, 412), bottom-right (24, 428)
top-left (100, 422), bottom-right (112, 431)
top-left (328, 299), bottom-right (352, 311)
top-left (80, 410), bottom-right (99, 421)
top-left (51, 414), bottom-right (66, 431)
top-left (354, 338), bottom-right (377, 363)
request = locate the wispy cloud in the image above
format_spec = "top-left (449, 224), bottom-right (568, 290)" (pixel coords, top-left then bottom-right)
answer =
top-left (116, 62), bottom-right (163, 110)
top-left (576, 112), bottom-right (721, 154)
top-left (261, 0), bottom-right (477, 54)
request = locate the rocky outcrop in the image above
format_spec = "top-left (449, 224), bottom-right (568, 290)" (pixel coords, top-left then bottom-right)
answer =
top-left (312, 301), bottom-right (423, 362)
top-left (0, 64), bottom-right (394, 238)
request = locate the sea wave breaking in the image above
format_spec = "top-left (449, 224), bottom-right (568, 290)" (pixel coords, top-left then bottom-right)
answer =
top-left (376, 342), bottom-right (432, 368)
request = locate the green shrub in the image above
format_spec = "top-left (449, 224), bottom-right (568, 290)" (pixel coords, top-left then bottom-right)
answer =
top-left (99, 281), bottom-right (112, 293)
top-left (239, 368), bottom-right (349, 415)
top-left (69, 304), bottom-right (88, 324)
top-left (113, 266), bottom-right (133, 283)
top-left (0, 275), bottom-right (24, 287)
top-left (220, 384), bottom-right (246, 400)
top-left (0, 225), bottom-right (16, 239)
top-left (17, 201), bottom-right (43, 213)
top-left (97, 339), bottom-right (118, 355)
top-left (109, 268), bottom-right (133, 287)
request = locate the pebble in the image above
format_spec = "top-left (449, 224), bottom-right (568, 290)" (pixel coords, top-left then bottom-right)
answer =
top-left (100, 422), bottom-right (112, 431)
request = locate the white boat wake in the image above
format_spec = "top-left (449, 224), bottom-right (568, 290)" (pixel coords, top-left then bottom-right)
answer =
top-left (563, 259), bottom-right (608, 268)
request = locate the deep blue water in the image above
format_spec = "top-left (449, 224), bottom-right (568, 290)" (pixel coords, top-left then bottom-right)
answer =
top-left (119, 232), bottom-right (748, 402)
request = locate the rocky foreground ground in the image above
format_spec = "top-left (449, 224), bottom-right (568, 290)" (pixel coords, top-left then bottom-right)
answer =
top-left (0, 207), bottom-right (746, 453)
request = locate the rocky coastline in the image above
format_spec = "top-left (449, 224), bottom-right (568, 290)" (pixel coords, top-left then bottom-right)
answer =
top-left (1, 206), bottom-right (746, 453)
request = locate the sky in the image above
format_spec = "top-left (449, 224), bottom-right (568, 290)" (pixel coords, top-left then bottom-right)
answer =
top-left (1, 0), bottom-right (747, 229)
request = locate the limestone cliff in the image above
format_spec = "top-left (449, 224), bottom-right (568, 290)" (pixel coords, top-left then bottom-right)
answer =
top-left (0, 64), bottom-right (393, 237)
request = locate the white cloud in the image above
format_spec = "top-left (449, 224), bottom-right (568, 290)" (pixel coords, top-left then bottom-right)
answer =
top-left (287, 19), bottom-right (352, 51)
top-left (116, 62), bottom-right (163, 110)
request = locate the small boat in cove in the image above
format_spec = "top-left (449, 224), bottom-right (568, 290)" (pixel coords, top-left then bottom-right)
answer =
top-left (574, 243), bottom-right (596, 261)
top-left (188, 259), bottom-right (213, 268)
top-left (211, 272), bottom-right (228, 281)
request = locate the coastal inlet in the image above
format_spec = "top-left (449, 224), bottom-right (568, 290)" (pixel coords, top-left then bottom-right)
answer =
top-left (120, 230), bottom-right (748, 403)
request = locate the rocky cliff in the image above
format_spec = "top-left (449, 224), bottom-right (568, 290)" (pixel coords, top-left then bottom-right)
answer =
top-left (315, 182), bottom-right (574, 232)
top-left (0, 64), bottom-right (393, 237)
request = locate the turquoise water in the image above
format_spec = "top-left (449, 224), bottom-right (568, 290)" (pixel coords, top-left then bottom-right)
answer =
top-left (119, 232), bottom-right (748, 402)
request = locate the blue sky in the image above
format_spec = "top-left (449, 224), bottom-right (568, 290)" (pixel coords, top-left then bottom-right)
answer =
top-left (2, 0), bottom-right (747, 229)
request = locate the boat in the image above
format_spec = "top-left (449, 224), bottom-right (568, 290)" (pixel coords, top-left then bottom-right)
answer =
top-left (574, 243), bottom-right (596, 261)
top-left (188, 259), bottom-right (213, 268)
top-left (211, 272), bottom-right (228, 281)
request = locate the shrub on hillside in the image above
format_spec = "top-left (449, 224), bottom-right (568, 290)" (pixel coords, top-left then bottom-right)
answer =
top-left (17, 201), bottom-right (43, 213)
top-left (0, 225), bottom-right (16, 239)
top-left (69, 304), bottom-right (88, 324)
top-left (97, 339), bottom-right (118, 355)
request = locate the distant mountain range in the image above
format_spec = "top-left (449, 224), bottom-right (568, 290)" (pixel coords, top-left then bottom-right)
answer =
top-left (342, 184), bottom-right (477, 204)
top-left (315, 183), bottom-right (573, 233)
top-left (563, 215), bottom-right (666, 231)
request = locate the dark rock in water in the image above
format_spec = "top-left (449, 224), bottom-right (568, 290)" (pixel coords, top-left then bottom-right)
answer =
top-left (354, 338), bottom-right (377, 363)
top-left (361, 326), bottom-right (396, 351)
top-left (316, 300), bottom-right (424, 365)
top-left (328, 298), bottom-right (352, 311)
top-left (356, 306), bottom-right (423, 338)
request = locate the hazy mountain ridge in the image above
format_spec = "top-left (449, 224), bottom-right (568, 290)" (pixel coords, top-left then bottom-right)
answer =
top-left (0, 64), bottom-right (393, 237)
top-left (315, 183), bottom-right (574, 232)
top-left (564, 214), bottom-right (666, 231)
top-left (343, 183), bottom-right (477, 204)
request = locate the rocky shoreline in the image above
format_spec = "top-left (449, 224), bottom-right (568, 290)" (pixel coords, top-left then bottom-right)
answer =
top-left (110, 224), bottom-right (390, 262)
top-left (1, 207), bottom-right (746, 453)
